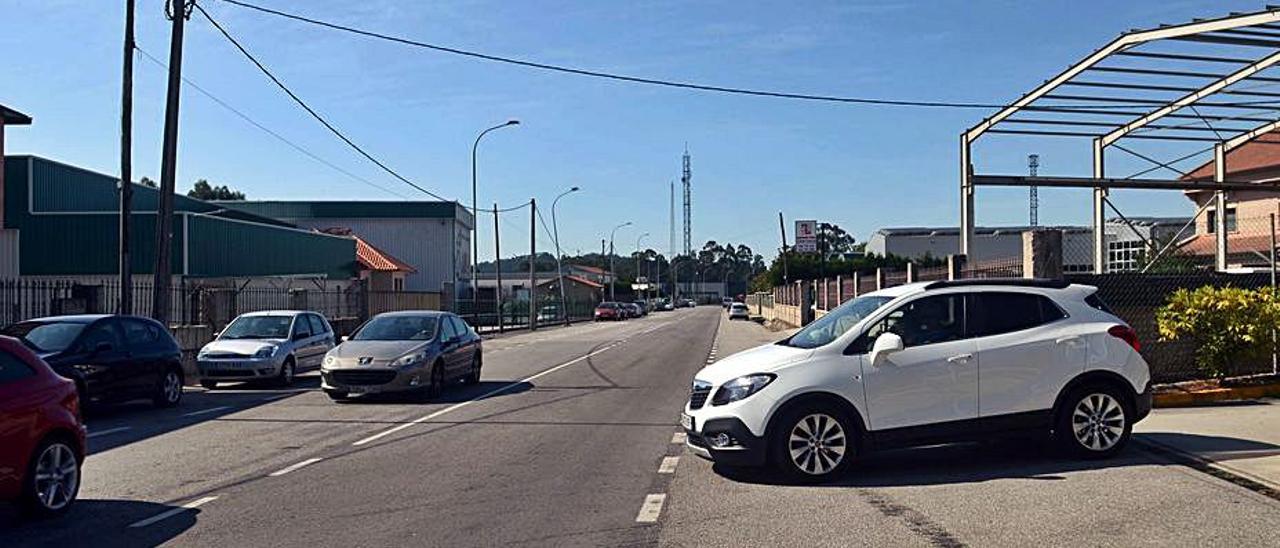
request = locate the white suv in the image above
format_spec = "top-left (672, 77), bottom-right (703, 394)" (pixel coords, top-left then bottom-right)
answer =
top-left (682, 279), bottom-right (1151, 481)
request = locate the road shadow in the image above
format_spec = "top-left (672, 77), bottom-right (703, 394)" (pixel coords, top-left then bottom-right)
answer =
top-left (84, 376), bottom-right (322, 454)
top-left (333, 380), bottom-right (533, 405)
top-left (0, 499), bottom-right (199, 547)
top-left (711, 433), bottom-right (1280, 488)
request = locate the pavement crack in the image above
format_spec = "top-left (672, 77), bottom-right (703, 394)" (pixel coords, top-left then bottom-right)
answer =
top-left (856, 488), bottom-right (966, 548)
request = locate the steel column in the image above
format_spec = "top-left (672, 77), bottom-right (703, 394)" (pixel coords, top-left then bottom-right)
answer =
top-left (960, 134), bottom-right (974, 256)
top-left (1215, 143), bottom-right (1229, 271)
top-left (1092, 138), bottom-right (1107, 274)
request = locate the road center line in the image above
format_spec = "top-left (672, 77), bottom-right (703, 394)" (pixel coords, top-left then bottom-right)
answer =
top-left (635, 493), bottom-right (667, 523)
top-left (128, 496), bottom-right (219, 528)
top-left (268, 457), bottom-right (324, 477)
top-left (671, 432), bottom-right (687, 444)
top-left (658, 456), bottom-right (679, 474)
top-left (183, 406), bottom-right (231, 418)
top-left (87, 426), bottom-right (132, 439)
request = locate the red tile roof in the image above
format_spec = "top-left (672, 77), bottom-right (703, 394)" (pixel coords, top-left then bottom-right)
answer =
top-left (1183, 130), bottom-right (1280, 181)
top-left (320, 227), bottom-right (416, 273)
top-left (1178, 232), bottom-right (1278, 258)
top-left (564, 275), bottom-right (604, 289)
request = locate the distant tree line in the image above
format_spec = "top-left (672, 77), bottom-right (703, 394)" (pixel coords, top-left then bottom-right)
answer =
top-left (134, 177), bottom-right (246, 201)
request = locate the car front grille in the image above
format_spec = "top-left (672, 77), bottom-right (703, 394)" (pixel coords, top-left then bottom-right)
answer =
top-left (203, 352), bottom-right (249, 359)
top-left (330, 370), bottom-right (398, 386)
top-left (689, 382), bottom-right (712, 410)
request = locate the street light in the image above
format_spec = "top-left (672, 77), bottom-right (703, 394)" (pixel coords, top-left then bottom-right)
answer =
top-left (607, 221), bottom-right (632, 300)
top-left (635, 232), bottom-right (650, 300)
top-left (551, 186), bottom-right (580, 325)
top-left (471, 119), bottom-right (519, 321)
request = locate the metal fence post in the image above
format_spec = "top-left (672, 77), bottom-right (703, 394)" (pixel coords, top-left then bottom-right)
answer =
top-left (906, 263), bottom-right (916, 284)
top-left (835, 275), bottom-right (843, 304)
top-left (875, 268), bottom-right (886, 290)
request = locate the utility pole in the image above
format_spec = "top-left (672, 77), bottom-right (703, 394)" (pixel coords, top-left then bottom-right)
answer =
top-left (119, 0), bottom-right (135, 315)
top-left (778, 212), bottom-right (789, 284)
top-left (529, 198), bottom-right (536, 331)
top-left (152, 0), bottom-right (191, 325)
top-left (493, 204), bottom-right (502, 334)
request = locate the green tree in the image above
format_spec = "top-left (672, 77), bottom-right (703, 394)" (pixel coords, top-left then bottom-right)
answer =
top-left (188, 179), bottom-right (246, 200)
top-left (1156, 285), bottom-right (1280, 378)
top-left (138, 176), bottom-right (157, 188)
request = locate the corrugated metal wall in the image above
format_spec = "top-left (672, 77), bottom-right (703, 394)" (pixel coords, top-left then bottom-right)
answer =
top-left (285, 217), bottom-right (457, 292)
top-left (187, 215), bottom-right (355, 278)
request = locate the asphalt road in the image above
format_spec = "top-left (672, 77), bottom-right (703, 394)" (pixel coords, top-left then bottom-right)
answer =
top-left (6, 306), bottom-right (1280, 547)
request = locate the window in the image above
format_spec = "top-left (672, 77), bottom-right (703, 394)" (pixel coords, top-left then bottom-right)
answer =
top-left (851, 294), bottom-right (964, 352)
top-left (306, 314), bottom-right (326, 336)
top-left (1207, 207), bottom-right (1238, 234)
top-left (0, 350), bottom-right (35, 385)
top-left (440, 317), bottom-right (459, 340)
top-left (967, 292), bottom-right (1065, 337)
top-left (1085, 293), bottom-right (1114, 315)
top-left (351, 315), bottom-right (438, 341)
top-left (1106, 240), bottom-right (1146, 272)
top-left (81, 321), bottom-right (124, 353)
top-left (393, 277), bottom-right (405, 292)
top-left (292, 316), bottom-right (312, 339)
top-left (122, 319), bottom-right (161, 347)
top-left (450, 316), bottom-right (472, 337)
top-left (788, 295), bottom-right (892, 350)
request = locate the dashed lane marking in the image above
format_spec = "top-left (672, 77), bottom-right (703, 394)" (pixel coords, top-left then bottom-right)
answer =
top-left (635, 493), bottom-right (667, 523)
top-left (268, 458), bottom-right (324, 477)
top-left (658, 456), bottom-right (679, 474)
top-left (182, 406), bottom-right (231, 418)
top-left (87, 426), bottom-right (132, 439)
top-left (672, 432), bottom-right (686, 444)
top-left (128, 496), bottom-right (219, 528)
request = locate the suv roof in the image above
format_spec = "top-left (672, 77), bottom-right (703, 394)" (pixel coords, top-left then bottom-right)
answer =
top-left (924, 278), bottom-right (1071, 290)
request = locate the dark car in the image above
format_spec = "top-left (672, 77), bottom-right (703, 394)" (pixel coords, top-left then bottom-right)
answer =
top-left (1, 315), bottom-right (185, 409)
top-left (320, 311), bottom-right (482, 401)
top-left (0, 335), bottom-right (86, 517)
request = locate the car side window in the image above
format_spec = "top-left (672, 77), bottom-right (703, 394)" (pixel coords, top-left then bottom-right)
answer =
top-left (122, 319), bottom-right (160, 349)
top-left (306, 314), bottom-right (326, 337)
top-left (292, 316), bottom-right (311, 339)
top-left (451, 316), bottom-right (472, 338)
top-left (967, 292), bottom-right (1066, 337)
top-left (850, 294), bottom-right (964, 352)
top-left (440, 317), bottom-right (458, 341)
top-left (0, 350), bottom-right (35, 385)
top-left (80, 321), bottom-right (124, 353)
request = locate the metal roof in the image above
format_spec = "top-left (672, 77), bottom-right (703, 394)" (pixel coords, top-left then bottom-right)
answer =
top-left (219, 200), bottom-right (469, 220)
top-left (0, 105), bottom-right (31, 125)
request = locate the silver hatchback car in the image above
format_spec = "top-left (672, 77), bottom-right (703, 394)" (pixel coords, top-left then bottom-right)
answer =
top-left (196, 310), bottom-right (335, 389)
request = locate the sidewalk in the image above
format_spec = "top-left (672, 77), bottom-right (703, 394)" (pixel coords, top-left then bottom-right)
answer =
top-left (1135, 399), bottom-right (1280, 492)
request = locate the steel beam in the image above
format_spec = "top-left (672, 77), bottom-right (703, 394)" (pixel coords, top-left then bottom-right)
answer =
top-left (1215, 143), bottom-right (1229, 271)
top-left (1064, 80), bottom-right (1280, 98)
top-left (970, 175), bottom-right (1280, 192)
top-left (1002, 118), bottom-right (1258, 133)
top-left (1093, 139), bottom-right (1107, 274)
top-left (1102, 49), bottom-right (1280, 146)
top-left (1046, 94), bottom-right (1280, 110)
top-left (988, 129), bottom-right (1237, 142)
top-left (1113, 50), bottom-right (1255, 64)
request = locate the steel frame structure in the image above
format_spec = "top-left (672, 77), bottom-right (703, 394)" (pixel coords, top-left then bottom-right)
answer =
top-left (962, 7), bottom-right (1280, 273)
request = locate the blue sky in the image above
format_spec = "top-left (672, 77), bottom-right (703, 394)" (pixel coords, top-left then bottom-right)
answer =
top-left (2, 0), bottom-right (1267, 263)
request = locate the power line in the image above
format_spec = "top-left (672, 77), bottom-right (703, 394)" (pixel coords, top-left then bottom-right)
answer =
top-left (193, 2), bottom-right (453, 202)
top-left (135, 44), bottom-right (411, 200)
top-left (214, 0), bottom-right (1216, 111)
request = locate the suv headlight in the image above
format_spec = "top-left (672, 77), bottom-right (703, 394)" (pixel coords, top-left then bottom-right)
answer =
top-left (711, 374), bottom-right (776, 405)
top-left (254, 345), bottom-right (279, 359)
top-left (391, 351), bottom-right (427, 368)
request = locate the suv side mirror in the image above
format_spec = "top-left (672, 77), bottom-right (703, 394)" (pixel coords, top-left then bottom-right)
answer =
top-left (869, 333), bottom-right (904, 365)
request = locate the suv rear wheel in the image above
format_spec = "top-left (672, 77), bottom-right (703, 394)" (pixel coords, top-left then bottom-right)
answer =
top-left (1056, 383), bottom-right (1132, 458)
top-left (770, 405), bottom-right (855, 482)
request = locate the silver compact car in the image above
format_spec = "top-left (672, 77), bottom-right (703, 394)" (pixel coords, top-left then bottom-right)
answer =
top-left (320, 311), bottom-right (482, 402)
top-left (196, 311), bottom-right (335, 389)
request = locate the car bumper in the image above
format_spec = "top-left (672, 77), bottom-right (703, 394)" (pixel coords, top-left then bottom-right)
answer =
top-left (197, 357), bottom-right (282, 380)
top-left (684, 417), bottom-right (768, 467)
top-left (321, 365), bottom-right (427, 395)
top-left (1134, 382), bottom-right (1153, 422)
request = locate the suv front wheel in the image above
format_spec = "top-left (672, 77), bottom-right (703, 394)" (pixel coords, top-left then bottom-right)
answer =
top-left (1056, 384), bottom-right (1132, 458)
top-left (770, 405), bottom-right (856, 482)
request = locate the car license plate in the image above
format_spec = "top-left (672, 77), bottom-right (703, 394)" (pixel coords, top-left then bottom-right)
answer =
top-left (680, 413), bottom-right (693, 431)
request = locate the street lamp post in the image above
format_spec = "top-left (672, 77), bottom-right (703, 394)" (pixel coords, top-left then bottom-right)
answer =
top-left (635, 232), bottom-right (650, 300)
top-left (471, 119), bottom-right (519, 322)
top-left (607, 221), bottom-right (632, 301)
top-left (551, 186), bottom-right (579, 325)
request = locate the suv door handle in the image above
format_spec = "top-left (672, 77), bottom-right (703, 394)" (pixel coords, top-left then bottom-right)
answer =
top-left (946, 353), bottom-right (973, 364)
top-left (1055, 336), bottom-right (1081, 345)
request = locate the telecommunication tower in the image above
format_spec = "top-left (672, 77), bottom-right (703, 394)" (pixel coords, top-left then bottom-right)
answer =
top-left (682, 148), bottom-right (692, 256)
top-left (1028, 154), bottom-right (1040, 227)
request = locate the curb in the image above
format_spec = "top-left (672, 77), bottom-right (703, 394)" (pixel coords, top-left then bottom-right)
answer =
top-left (1135, 437), bottom-right (1280, 499)
top-left (1153, 383), bottom-right (1280, 408)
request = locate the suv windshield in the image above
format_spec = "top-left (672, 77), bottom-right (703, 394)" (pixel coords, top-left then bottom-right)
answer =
top-left (1, 321), bottom-right (87, 353)
top-left (220, 315), bottom-right (293, 339)
top-left (783, 295), bottom-right (893, 349)
top-left (352, 315), bottom-right (439, 341)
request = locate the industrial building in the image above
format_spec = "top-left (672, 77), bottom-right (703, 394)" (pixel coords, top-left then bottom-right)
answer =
top-left (1, 155), bottom-right (357, 281)
top-left (219, 200), bottom-right (473, 296)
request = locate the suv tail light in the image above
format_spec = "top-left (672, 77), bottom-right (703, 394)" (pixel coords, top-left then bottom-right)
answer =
top-left (1107, 325), bottom-right (1141, 352)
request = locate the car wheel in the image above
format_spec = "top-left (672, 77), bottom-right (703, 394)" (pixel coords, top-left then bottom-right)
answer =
top-left (1056, 384), bottom-right (1132, 458)
top-left (770, 406), bottom-right (855, 482)
top-left (20, 437), bottom-right (80, 518)
top-left (465, 354), bottom-right (482, 385)
top-left (153, 367), bottom-right (183, 408)
top-left (425, 361), bottom-right (445, 400)
top-left (275, 358), bottom-right (296, 387)
top-left (200, 380), bottom-right (219, 390)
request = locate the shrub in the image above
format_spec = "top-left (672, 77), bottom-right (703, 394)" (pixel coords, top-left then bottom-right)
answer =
top-left (1156, 286), bottom-right (1280, 378)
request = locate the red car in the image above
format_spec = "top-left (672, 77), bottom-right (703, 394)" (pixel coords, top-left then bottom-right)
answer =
top-left (593, 302), bottom-right (625, 321)
top-left (0, 335), bottom-right (85, 517)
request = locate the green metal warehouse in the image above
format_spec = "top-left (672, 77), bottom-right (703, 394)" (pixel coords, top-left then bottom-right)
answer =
top-left (1, 155), bottom-right (357, 280)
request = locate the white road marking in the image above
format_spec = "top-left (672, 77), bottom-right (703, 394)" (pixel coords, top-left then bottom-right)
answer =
top-left (268, 457), bottom-right (324, 477)
top-left (658, 456), bottom-right (679, 474)
top-left (352, 342), bottom-right (625, 446)
top-left (87, 426), bottom-right (132, 439)
top-left (128, 496), bottom-right (219, 528)
top-left (671, 432), bottom-right (687, 444)
top-left (182, 406), bottom-right (231, 418)
top-left (635, 493), bottom-right (667, 523)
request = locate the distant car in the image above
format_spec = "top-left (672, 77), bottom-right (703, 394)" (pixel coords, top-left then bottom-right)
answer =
top-left (321, 311), bottom-right (481, 401)
top-left (0, 336), bottom-right (85, 517)
top-left (536, 305), bottom-right (562, 323)
top-left (728, 302), bottom-right (750, 320)
top-left (722, 297), bottom-right (734, 309)
top-left (660, 299), bottom-right (675, 311)
top-left (625, 303), bottom-right (644, 318)
top-left (197, 311), bottom-right (335, 389)
top-left (1, 315), bottom-right (184, 409)
top-left (631, 301), bottom-right (648, 316)
top-left (594, 302), bottom-right (625, 321)
top-left (683, 299), bottom-right (697, 308)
